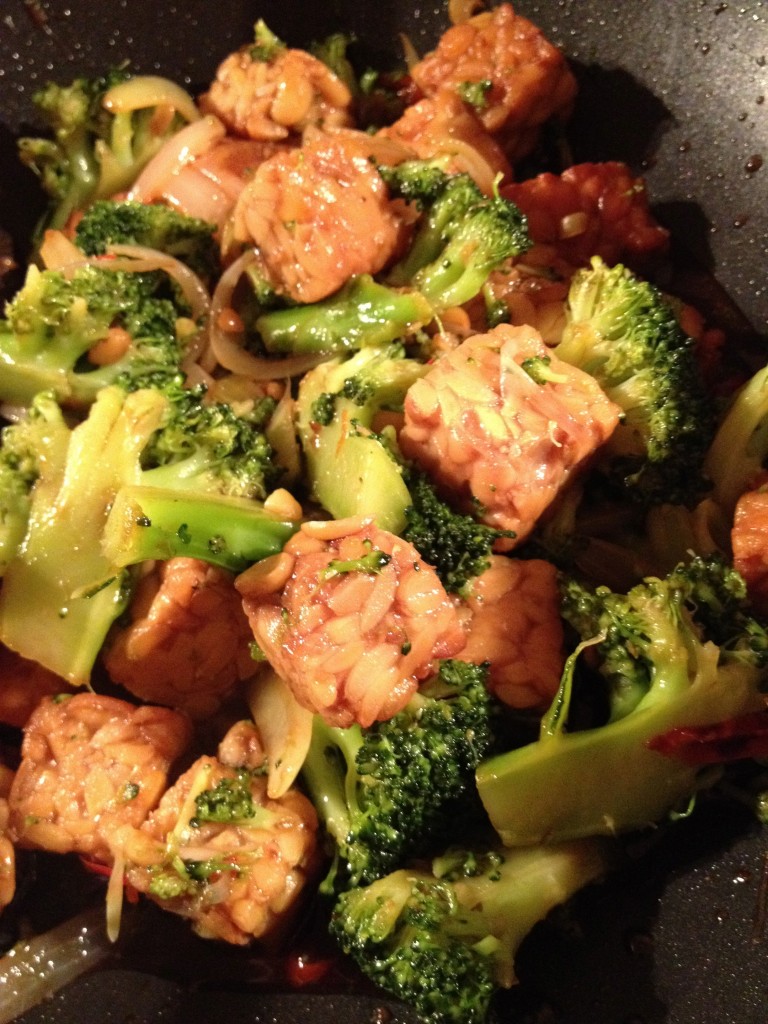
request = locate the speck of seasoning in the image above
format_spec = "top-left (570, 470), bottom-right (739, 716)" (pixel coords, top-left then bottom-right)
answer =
top-left (733, 214), bottom-right (750, 228)
top-left (679, 139), bottom-right (692, 153)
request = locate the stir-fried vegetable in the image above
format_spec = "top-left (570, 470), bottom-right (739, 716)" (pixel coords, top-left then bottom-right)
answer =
top-left (1, 6), bottom-right (766, 1024)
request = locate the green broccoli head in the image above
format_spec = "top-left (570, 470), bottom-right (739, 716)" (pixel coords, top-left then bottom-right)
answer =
top-left (18, 70), bottom-right (196, 234)
top-left (139, 379), bottom-right (281, 500)
top-left (18, 70), bottom-right (130, 231)
top-left (74, 200), bottom-right (219, 281)
top-left (382, 163), bottom-right (530, 309)
top-left (330, 839), bottom-right (611, 1024)
top-left (379, 159), bottom-right (455, 211)
top-left (402, 470), bottom-right (516, 594)
top-left (302, 659), bottom-right (496, 890)
top-left (555, 257), bottom-right (714, 507)
top-left (0, 263), bottom-right (187, 406)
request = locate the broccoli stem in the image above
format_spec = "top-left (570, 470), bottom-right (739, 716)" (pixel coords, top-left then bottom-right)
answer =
top-left (301, 716), bottom-right (364, 861)
top-left (102, 484), bottom-right (299, 572)
top-left (477, 654), bottom-right (764, 845)
top-left (296, 348), bottom-right (424, 532)
top-left (0, 387), bottom-right (166, 684)
top-left (256, 275), bottom-right (434, 356)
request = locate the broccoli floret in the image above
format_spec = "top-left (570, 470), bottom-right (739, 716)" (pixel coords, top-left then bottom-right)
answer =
top-left (0, 263), bottom-right (187, 406)
top-left (330, 838), bottom-right (611, 1024)
top-left (75, 200), bottom-right (219, 280)
top-left (402, 471), bottom-right (516, 594)
top-left (18, 70), bottom-right (197, 233)
top-left (296, 344), bottom-right (426, 532)
top-left (310, 32), bottom-right (359, 96)
top-left (476, 555), bottom-right (768, 845)
top-left (250, 19), bottom-right (287, 62)
top-left (139, 379), bottom-right (281, 500)
top-left (0, 393), bottom-right (69, 574)
top-left (382, 162), bottom-right (531, 310)
top-left (456, 79), bottom-right (493, 110)
top-left (554, 256), bottom-right (714, 507)
top-left (191, 768), bottom-right (271, 828)
top-left (101, 378), bottom-right (297, 572)
top-left (255, 274), bottom-right (433, 357)
top-left (704, 361), bottom-right (768, 516)
top-left (301, 659), bottom-right (496, 890)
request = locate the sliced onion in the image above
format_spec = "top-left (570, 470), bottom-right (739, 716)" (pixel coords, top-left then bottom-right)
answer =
top-left (399, 32), bottom-right (421, 70)
top-left (0, 905), bottom-right (111, 1024)
top-left (320, 128), bottom-right (415, 167)
top-left (102, 75), bottom-right (200, 124)
top-left (128, 115), bottom-right (227, 204)
top-left (448, 0), bottom-right (483, 24)
top-left (247, 670), bottom-right (314, 799)
top-left (438, 137), bottom-right (499, 194)
top-left (106, 244), bottom-right (211, 322)
top-left (38, 229), bottom-right (83, 271)
top-left (105, 852), bottom-right (125, 944)
top-left (209, 250), bottom-right (325, 380)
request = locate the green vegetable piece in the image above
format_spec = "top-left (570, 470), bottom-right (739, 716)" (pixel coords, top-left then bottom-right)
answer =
top-left (256, 275), bottom-right (434, 357)
top-left (330, 838), bottom-right (611, 1024)
top-left (103, 484), bottom-right (299, 572)
top-left (0, 386), bottom-right (166, 684)
top-left (477, 557), bottom-right (768, 845)
top-left (555, 256), bottom-right (714, 507)
top-left (296, 345), bottom-right (426, 532)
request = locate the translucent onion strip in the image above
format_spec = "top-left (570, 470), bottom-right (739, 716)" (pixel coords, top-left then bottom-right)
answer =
top-left (128, 115), bottom-right (226, 204)
top-left (38, 229), bottom-right (83, 271)
top-left (247, 669), bottom-right (314, 799)
top-left (0, 905), bottom-right (111, 1024)
top-left (399, 33), bottom-right (421, 70)
top-left (209, 250), bottom-right (325, 380)
top-left (36, 238), bottom-right (212, 329)
top-left (448, 0), bottom-right (483, 24)
top-left (106, 244), bottom-right (211, 322)
top-left (102, 75), bottom-right (201, 124)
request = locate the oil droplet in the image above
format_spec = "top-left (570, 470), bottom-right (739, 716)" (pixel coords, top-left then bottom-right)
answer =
top-left (370, 1007), bottom-right (393, 1024)
top-left (745, 154), bottom-right (764, 174)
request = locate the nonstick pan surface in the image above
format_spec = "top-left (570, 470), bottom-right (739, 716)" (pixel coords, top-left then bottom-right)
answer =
top-left (1, 2), bottom-right (767, 1022)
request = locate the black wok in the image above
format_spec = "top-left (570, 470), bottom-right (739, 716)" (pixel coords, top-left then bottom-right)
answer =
top-left (0, 2), bottom-right (767, 1022)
